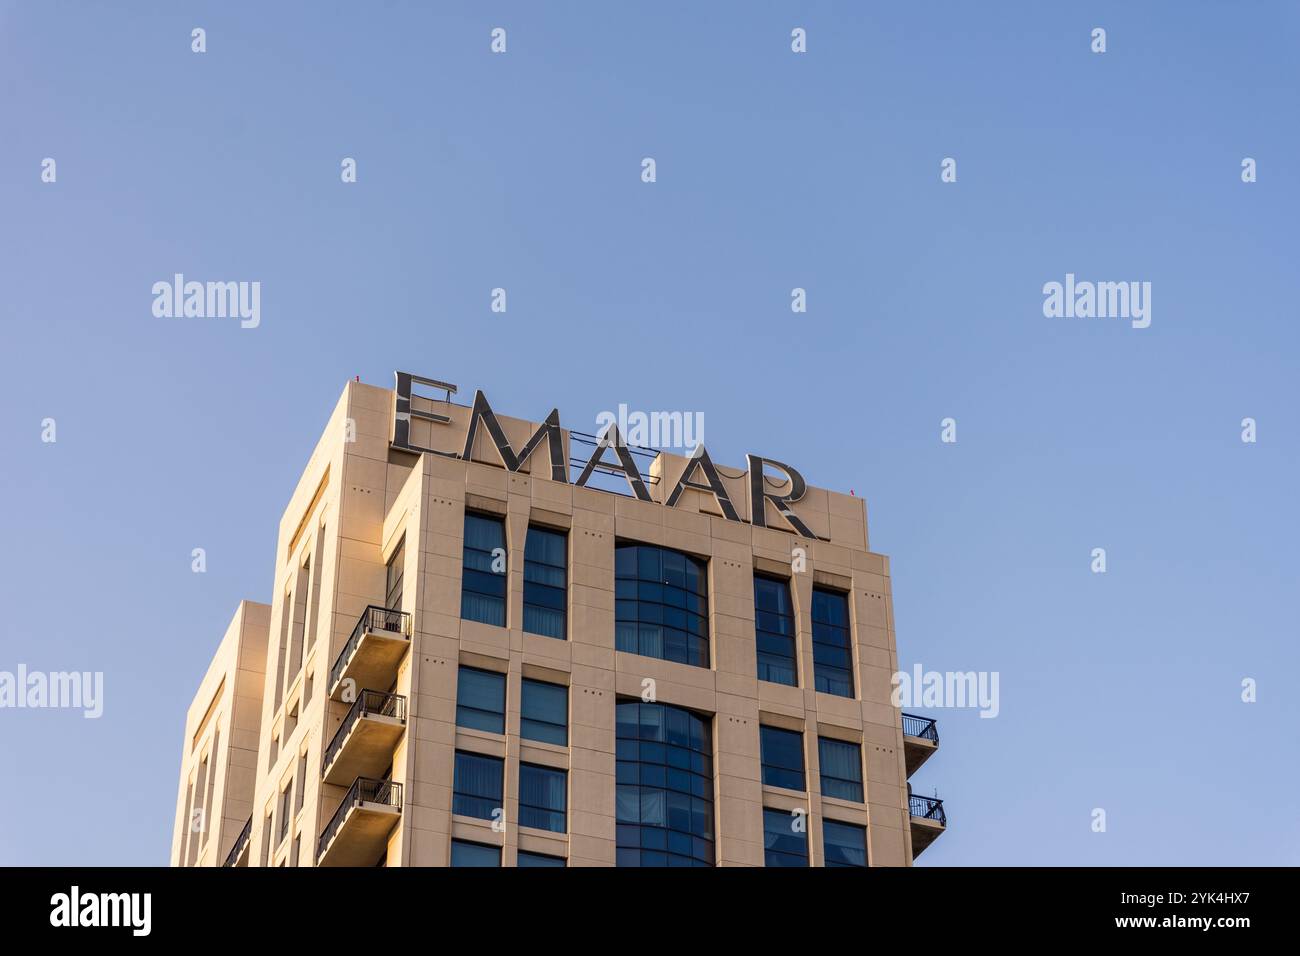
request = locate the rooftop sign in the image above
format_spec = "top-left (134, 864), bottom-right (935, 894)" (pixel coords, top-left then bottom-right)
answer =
top-left (390, 371), bottom-right (820, 539)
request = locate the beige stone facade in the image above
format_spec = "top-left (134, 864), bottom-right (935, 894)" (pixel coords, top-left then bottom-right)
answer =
top-left (171, 377), bottom-right (944, 867)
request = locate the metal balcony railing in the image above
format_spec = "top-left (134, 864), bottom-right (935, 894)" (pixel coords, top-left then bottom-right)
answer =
top-left (223, 816), bottom-right (252, 868)
top-left (322, 690), bottom-right (407, 777)
top-left (317, 777), bottom-right (403, 860)
top-left (902, 713), bottom-right (939, 743)
top-left (329, 606), bottom-right (411, 692)
top-left (909, 794), bottom-right (947, 826)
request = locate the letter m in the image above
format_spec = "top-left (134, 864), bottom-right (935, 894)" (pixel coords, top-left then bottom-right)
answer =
top-left (462, 390), bottom-right (568, 482)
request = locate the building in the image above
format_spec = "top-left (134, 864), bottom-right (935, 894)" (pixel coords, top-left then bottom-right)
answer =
top-left (170, 373), bottom-right (946, 867)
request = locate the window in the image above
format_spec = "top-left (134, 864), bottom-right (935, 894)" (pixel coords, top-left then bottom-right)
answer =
top-left (456, 667), bottom-right (505, 734)
top-left (462, 514), bottom-right (506, 626)
top-left (521, 679), bottom-right (567, 745)
top-left (818, 737), bottom-right (863, 802)
top-left (823, 819), bottom-right (868, 867)
top-left (518, 763), bottom-right (567, 833)
top-left (762, 807), bottom-right (807, 867)
top-left (760, 726), bottom-right (806, 791)
top-left (811, 588), bottom-right (854, 697)
top-left (523, 526), bottom-right (567, 638)
top-left (754, 575), bottom-right (797, 686)
top-left (261, 809), bottom-right (273, 867)
top-left (278, 782), bottom-right (292, 843)
top-left (385, 537), bottom-right (405, 609)
top-left (614, 544), bottom-right (709, 668)
top-left (453, 751), bottom-right (504, 821)
top-left (615, 701), bottom-right (714, 867)
top-left (295, 750), bottom-right (308, 811)
top-left (517, 850), bottom-right (566, 867)
top-left (451, 840), bottom-right (501, 867)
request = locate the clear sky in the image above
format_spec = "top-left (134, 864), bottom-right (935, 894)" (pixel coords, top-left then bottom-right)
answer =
top-left (1, 1), bottom-right (1297, 865)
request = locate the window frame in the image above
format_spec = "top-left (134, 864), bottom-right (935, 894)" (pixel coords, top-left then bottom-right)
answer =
top-left (452, 750), bottom-right (505, 821)
top-left (811, 587), bottom-right (855, 698)
top-left (520, 678), bottom-right (568, 746)
top-left (523, 525), bottom-right (568, 639)
top-left (759, 725), bottom-right (807, 792)
top-left (455, 666), bottom-right (507, 735)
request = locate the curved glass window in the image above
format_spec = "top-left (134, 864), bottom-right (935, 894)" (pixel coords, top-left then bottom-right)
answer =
top-left (615, 701), bottom-right (714, 866)
top-left (614, 544), bottom-right (709, 668)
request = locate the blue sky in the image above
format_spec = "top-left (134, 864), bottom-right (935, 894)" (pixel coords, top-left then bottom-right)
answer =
top-left (1, 1), bottom-right (1297, 865)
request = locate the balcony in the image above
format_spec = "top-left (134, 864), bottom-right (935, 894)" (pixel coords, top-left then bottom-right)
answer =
top-left (328, 606), bottom-right (411, 701)
top-left (317, 777), bottom-right (403, 867)
top-left (901, 713), bottom-right (939, 776)
top-left (222, 816), bottom-right (252, 868)
top-left (909, 793), bottom-right (947, 859)
top-left (322, 690), bottom-right (408, 786)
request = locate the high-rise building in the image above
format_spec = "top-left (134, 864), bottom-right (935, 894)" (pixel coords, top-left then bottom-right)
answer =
top-left (171, 375), bottom-right (945, 867)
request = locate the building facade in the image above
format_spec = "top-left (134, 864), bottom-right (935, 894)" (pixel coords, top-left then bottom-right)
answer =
top-left (171, 374), bottom-right (945, 867)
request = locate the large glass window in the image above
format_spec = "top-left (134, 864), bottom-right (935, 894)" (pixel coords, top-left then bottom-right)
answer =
top-left (760, 725), bottom-right (806, 791)
top-left (754, 575), bottom-right (797, 686)
top-left (823, 819), bottom-right (868, 867)
top-left (762, 807), bottom-right (807, 867)
top-left (385, 537), bottom-right (405, 609)
top-left (615, 701), bottom-right (714, 866)
top-left (517, 850), bottom-right (565, 867)
top-left (818, 737), bottom-right (864, 802)
top-left (811, 588), bottom-right (854, 697)
top-left (455, 667), bottom-right (505, 734)
top-left (453, 751), bottom-right (503, 821)
top-left (462, 513), bottom-right (506, 626)
top-left (521, 679), bottom-right (567, 746)
top-left (451, 840), bottom-right (500, 867)
top-left (518, 763), bottom-right (567, 833)
top-left (614, 544), bottom-right (709, 668)
top-left (523, 526), bottom-right (567, 639)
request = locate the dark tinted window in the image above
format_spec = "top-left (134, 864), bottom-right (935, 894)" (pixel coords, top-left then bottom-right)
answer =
top-left (823, 819), bottom-right (868, 867)
top-left (754, 575), bottom-right (796, 686)
top-left (811, 588), bottom-right (853, 697)
top-left (462, 514), bottom-right (506, 626)
top-left (763, 807), bottom-right (807, 867)
top-left (451, 840), bottom-right (500, 867)
top-left (518, 763), bottom-right (567, 833)
top-left (760, 725), bottom-right (806, 791)
top-left (453, 751), bottom-right (503, 821)
top-left (521, 679), bottom-right (567, 746)
top-left (818, 737), bottom-right (863, 802)
top-left (523, 526), bottom-right (567, 639)
top-left (517, 850), bottom-right (566, 867)
top-left (456, 667), bottom-right (505, 734)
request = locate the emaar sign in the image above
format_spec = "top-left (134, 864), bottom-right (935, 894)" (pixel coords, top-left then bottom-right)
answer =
top-left (390, 371), bottom-right (819, 539)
